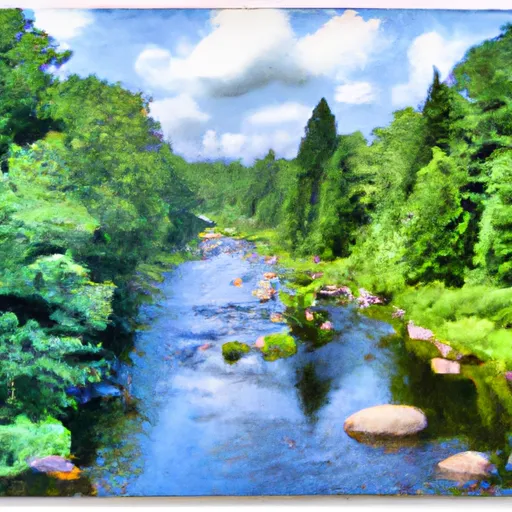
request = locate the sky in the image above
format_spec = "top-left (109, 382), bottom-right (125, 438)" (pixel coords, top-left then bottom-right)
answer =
top-left (27, 8), bottom-right (512, 164)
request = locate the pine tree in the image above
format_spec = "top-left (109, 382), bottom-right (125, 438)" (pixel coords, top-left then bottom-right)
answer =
top-left (423, 67), bottom-right (456, 152)
top-left (289, 98), bottom-right (337, 250)
top-left (297, 98), bottom-right (337, 182)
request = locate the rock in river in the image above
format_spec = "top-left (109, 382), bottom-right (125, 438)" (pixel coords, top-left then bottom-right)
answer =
top-left (344, 404), bottom-right (427, 440)
top-left (431, 358), bottom-right (460, 375)
top-left (437, 451), bottom-right (494, 480)
top-left (30, 455), bottom-right (81, 480)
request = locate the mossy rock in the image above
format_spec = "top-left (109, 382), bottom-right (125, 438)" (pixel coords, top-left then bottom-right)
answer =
top-left (405, 338), bottom-right (440, 361)
top-left (261, 333), bottom-right (297, 361)
top-left (222, 341), bottom-right (250, 364)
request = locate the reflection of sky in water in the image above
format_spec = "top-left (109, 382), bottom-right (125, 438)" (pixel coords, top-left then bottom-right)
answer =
top-left (88, 239), bottom-right (484, 497)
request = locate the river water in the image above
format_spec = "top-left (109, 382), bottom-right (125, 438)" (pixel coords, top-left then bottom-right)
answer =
top-left (85, 237), bottom-right (502, 497)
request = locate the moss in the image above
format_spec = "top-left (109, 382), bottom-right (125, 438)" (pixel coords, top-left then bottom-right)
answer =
top-left (404, 338), bottom-right (440, 360)
top-left (261, 332), bottom-right (297, 361)
top-left (222, 341), bottom-right (250, 364)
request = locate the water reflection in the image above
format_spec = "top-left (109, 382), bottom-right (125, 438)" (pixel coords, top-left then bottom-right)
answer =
top-left (295, 362), bottom-right (332, 422)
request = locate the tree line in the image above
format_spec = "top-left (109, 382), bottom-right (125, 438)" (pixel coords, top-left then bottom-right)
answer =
top-left (179, 25), bottom-right (512, 296)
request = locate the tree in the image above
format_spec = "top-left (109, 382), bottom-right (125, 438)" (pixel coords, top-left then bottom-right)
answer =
top-left (287, 98), bottom-right (337, 249)
top-left (402, 148), bottom-right (471, 286)
top-left (297, 98), bottom-right (337, 178)
top-left (474, 150), bottom-right (512, 285)
top-left (0, 9), bottom-right (70, 168)
top-left (311, 132), bottom-right (369, 258)
top-left (423, 67), bottom-right (457, 152)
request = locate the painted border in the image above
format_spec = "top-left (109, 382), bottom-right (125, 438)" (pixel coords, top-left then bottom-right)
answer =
top-left (0, 0), bottom-right (511, 9)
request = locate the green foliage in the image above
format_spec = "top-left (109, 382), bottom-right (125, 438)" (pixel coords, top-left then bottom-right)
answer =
top-left (261, 332), bottom-right (297, 361)
top-left (222, 341), bottom-right (250, 364)
top-left (0, 313), bottom-right (105, 420)
top-left (297, 98), bottom-right (337, 178)
top-left (0, 415), bottom-right (71, 477)
top-left (309, 132), bottom-right (369, 258)
top-left (474, 150), bottom-right (512, 285)
top-left (423, 67), bottom-right (460, 152)
top-left (395, 283), bottom-right (512, 361)
top-left (402, 148), bottom-right (471, 286)
top-left (0, 10), bottom-right (69, 164)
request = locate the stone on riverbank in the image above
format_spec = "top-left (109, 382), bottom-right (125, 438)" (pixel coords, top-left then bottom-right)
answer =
top-left (431, 358), bottom-right (461, 375)
top-left (437, 451), bottom-right (494, 480)
top-left (318, 285), bottom-right (353, 299)
top-left (433, 340), bottom-right (453, 358)
top-left (344, 404), bottom-right (427, 440)
top-left (407, 321), bottom-right (434, 341)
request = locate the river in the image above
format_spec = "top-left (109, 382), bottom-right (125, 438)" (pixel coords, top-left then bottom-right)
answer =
top-left (83, 236), bottom-right (504, 497)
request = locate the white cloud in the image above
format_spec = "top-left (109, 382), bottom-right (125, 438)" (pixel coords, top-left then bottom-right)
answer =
top-left (33, 9), bottom-right (93, 45)
top-left (335, 81), bottom-right (376, 104)
top-left (193, 100), bottom-right (310, 163)
top-left (150, 94), bottom-right (210, 142)
top-left (297, 10), bottom-right (381, 80)
top-left (200, 129), bottom-right (299, 164)
top-left (134, 9), bottom-right (382, 98)
top-left (246, 102), bottom-right (312, 126)
top-left (391, 31), bottom-right (487, 107)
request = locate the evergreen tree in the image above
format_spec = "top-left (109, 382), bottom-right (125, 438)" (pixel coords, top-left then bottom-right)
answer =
top-left (423, 67), bottom-right (456, 152)
top-left (288, 98), bottom-right (337, 249)
top-left (297, 98), bottom-right (337, 178)
top-left (311, 132), bottom-right (369, 258)
top-left (402, 148), bottom-right (471, 286)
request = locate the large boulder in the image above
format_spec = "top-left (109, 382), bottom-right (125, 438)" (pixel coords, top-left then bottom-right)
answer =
top-left (344, 404), bottom-right (427, 440)
top-left (437, 451), bottom-right (494, 480)
top-left (431, 358), bottom-right (461, 375)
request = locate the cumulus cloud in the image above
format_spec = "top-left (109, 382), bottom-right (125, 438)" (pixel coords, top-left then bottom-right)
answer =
top-left (245, 102), bottom-right (312, 126)
top-left (194, 100), bottom-right (312, 163)
top-left (391, 31), bottom-right (487, 107)
top-left (150, 94), bottom-right (210, 140)
top-left (33, 9), bottom-right (93, 46)
top-left (297, 10), bottom-right (381, 80)
top-left (334, 81), bottom-right (376, 104)
top-left (148, 94), bottom-right (210, 157)
top-left (200, 128), bottom-right (300, 164)
top-left (134, 9), bottom-right (382, 98)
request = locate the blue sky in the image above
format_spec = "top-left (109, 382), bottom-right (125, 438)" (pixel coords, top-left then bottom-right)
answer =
top-left (28, 8), bottom-right (512, 164)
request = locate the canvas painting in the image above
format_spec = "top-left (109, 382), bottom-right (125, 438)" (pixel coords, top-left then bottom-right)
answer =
top-left (0, 4), bottom-right (512, 498)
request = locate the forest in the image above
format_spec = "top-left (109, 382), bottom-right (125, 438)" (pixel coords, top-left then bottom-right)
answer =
top-left (0, 7), bottom-right (511, 482)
